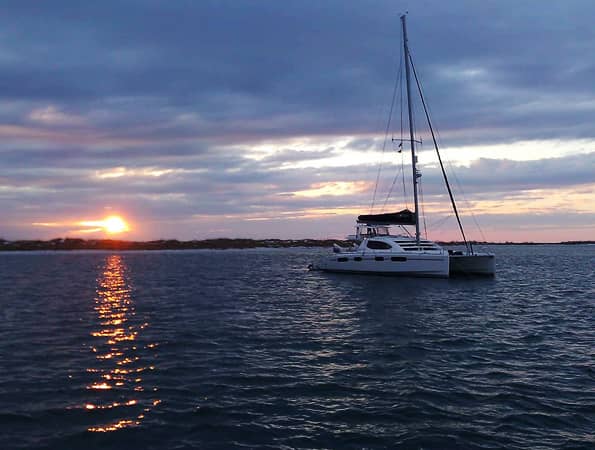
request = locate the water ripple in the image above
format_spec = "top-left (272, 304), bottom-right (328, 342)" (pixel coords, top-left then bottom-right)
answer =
top-left (0, 245), bottom-right (594, 449)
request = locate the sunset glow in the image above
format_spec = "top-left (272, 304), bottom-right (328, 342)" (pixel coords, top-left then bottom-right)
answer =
top-left (77, 216), bottom-right (130, 235)
top-left (103, 216), bottom-right (129, 234)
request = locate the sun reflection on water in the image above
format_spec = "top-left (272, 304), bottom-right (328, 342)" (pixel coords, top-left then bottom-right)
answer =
top-left (84, 254), bottom-right (159, 433)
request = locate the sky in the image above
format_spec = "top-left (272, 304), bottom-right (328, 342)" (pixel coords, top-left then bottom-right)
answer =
top-left (0, 0), bottom-right (594, 242)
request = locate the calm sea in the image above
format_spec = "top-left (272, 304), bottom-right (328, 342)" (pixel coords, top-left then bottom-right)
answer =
top-left (0, 245), bottom-right (594, 449)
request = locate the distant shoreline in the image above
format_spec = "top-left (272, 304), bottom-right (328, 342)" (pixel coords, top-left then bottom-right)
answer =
top-left (0, 238), bottom-right (593, 251)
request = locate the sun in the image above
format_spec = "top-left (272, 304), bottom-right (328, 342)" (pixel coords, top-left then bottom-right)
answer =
top-left (103, 216), bottom-right (129, 234)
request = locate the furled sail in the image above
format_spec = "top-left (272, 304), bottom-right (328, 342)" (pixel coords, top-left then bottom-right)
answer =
top-left (357, 209), bottom-right (416, 225)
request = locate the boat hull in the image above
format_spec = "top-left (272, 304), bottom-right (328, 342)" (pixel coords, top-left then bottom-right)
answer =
top-left (316, 253), bottom-right (449, 278)
top-left (449, 253), bottom-right (495, 276)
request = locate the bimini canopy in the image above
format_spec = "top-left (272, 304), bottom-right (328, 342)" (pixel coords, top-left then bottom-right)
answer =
top-left (357, 209), bottom-right (416, 225)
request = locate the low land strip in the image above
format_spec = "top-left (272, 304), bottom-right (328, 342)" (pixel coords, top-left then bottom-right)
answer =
top-left (0, 238), bottom-right (592, 251)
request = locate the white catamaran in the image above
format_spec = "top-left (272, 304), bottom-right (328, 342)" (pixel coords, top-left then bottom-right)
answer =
top-left (314, 15), bottom-right (495, 278)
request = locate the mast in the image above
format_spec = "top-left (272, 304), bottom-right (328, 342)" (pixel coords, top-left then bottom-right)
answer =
top-left (401, 14), bottom-right (420, 243)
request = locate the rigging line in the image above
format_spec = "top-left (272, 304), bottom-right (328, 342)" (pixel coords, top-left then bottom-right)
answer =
top-left (401, 148), bottom-right (408, 209)
top-left (419, 176), bottom-right (428, 238)
top-left (382, 161), bottom-right (405, 210)
top-left (407, 59), bottom-right (419, 212)
top-left (428, 214), bottom-right (453, 230)
top-left (434, 117), bottom-right (490, 245)
top-left (409, 47), bottom-right (489, 248)
top-left (400, 55), bottom-right (409, 209)
top-left (370, 42), bottom-right (403, 213)
top-left (408, 52), bottom-right (472, 254)
top-left (382, 51), bottom-right (406, 212)
top-left (392, 54), bottom-right (404, 143)
top-left (399, 224), bottom-right (413, 238)
top-left (444, 160), bottom-right (490, 243)
top-left (422, 102), bottom-right (489, 247)
top-left (382, 47), bottom-right (407, 212)
top-left (470, 209), bottom-right (489, 243)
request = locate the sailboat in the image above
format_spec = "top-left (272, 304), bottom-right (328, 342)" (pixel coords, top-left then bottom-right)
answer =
top-left (314, 15), bottom-right (495, 277)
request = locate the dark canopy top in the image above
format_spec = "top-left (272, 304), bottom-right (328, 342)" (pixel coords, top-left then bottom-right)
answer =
top-left (357, 209), bottom-right (416, 225)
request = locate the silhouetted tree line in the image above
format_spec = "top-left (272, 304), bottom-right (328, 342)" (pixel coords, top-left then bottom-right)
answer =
top-left (0, 238), bottom-right (592, 251)
top-left (0, 238), bottom-right (350, 251)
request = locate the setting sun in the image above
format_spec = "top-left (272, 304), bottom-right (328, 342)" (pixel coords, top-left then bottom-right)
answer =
top-left (103, 216), bottom-right (129, 234)
top-left (76, 215), bottom-right (130, 235)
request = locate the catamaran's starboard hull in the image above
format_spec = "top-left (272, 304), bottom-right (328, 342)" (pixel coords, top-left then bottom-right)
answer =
top-left (449, 253), bottom-right (495, 276)
top-left (316, 253), bottom-right (449, 278)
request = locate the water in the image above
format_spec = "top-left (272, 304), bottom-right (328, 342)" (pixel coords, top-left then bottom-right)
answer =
top-left (0, 245), bottom-right (594, 449)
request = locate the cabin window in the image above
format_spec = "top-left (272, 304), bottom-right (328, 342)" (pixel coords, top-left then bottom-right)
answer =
top-left (375, 256), bottom-right (385, 261)
top-left (337, 257), bottom-right (348, 262)
top-left (354, 257), bottom-right (362, 262)
top-left (391, 256), bottom-right (407, 262)
top-left (367, 240), bottom-right (392, 250)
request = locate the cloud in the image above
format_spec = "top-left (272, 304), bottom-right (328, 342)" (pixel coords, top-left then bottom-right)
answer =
top-left (0, 1), bottom-right (591, 143)
top-left (28, 106), bottom-right (86, 127)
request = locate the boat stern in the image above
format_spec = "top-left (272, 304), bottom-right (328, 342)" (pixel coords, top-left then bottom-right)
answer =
top-left (449, 252), bottom-right (495, 276)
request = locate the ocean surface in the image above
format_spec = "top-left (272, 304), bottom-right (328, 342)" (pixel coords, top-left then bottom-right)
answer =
top-left (0, 245), bottom-right (594, 449)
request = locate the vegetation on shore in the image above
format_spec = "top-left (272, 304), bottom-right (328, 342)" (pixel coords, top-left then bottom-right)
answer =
top-left (0, 238), bottom-right (593, 251)
top-left (0, 238), bottom-right (348, 251)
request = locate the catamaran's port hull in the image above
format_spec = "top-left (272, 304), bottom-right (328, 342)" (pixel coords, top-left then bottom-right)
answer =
top-left (316, 254), bottom-right (449, 278)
